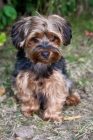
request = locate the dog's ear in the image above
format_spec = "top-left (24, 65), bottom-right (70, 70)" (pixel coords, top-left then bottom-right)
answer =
top-left (11, 17), bottom-right (31, 49)
top-left (49, 15), bottom-right (72, 46)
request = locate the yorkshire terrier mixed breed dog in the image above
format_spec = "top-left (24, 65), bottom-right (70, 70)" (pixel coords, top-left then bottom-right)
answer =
top-left (11, 14), bottom-right (80, 122)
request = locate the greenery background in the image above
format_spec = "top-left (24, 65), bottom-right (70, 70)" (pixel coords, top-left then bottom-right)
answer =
top-left (0, 0), bottom-right (93, 140)
top-left (0, 0), bottom-right (93, 31)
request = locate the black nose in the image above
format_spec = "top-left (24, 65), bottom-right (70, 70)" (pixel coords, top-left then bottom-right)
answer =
top-left (41, 51), bottom-right (50, 58)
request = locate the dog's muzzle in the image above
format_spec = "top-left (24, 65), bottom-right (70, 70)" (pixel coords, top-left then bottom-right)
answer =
top-left (41, 51), bottom-right (50, 58)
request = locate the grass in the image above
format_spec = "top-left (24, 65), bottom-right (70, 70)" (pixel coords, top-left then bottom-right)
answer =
top-left (0, 15), bottom-right (93, 140)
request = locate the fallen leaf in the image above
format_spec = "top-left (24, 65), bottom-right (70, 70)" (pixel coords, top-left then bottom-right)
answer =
top-left (15, 137), bottom-right (23, 140)
top-left (64, 116), bottom-right (82, 121)
top-left (0, 87), bottom-right (5, 96)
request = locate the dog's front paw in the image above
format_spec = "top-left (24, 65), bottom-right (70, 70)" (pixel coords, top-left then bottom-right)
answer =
top-left (20, 102), bottom-right (39, 117)
top-left (42, 111), bottom-right (64, 122)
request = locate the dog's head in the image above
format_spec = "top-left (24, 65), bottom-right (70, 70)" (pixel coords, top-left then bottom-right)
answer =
top-left (11, 14), bottom-right (72, 64)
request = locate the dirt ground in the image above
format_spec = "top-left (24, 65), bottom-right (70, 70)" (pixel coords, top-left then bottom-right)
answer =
top-left (0, 16), bottom-right (93, 140)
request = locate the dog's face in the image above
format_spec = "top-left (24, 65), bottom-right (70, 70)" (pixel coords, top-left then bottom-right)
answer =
top-left (11, 15), bottom-right (72, 64)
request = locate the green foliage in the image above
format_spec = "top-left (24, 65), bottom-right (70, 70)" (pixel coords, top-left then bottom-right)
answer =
top-left (0, 33), bottom-right (7, 46)
top-left (3, 5), bottom-right (17, 20)
top-left (36, 0), bottom-right (76, 15)
top-left (61, 0), bottom-right (75, 15)
top-left (0, 0), bottom-right (93, 31)
top-left (0, 5), bottom-right (17, 30)
top-left (89, 0), bottom-right (93, 7)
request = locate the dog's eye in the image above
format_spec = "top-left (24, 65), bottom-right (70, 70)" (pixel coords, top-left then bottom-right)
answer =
top-left (50, 36), bottom-right (57, 42)
top-left (32, 37), bottom-right (39, 43)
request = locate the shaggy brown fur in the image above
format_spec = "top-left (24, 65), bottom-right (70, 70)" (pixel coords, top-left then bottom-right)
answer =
top-left (11, 14), bottom-right (80, 122)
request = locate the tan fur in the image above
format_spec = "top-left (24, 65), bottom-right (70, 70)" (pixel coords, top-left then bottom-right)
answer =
top-left (25, 30), bottom-right (62, 64)
top-left (42, 70), bottom-right (69, 122)
top-left (12, 69), bottom-right (75, 122)
top-left (11, 14), bottom-right (80, 122)
top-left (12, 14), bottom-right (71, 49)
top-left (65, 92), bottom-right (80, 106)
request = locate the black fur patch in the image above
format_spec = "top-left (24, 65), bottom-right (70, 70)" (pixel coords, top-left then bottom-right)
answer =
top-left (37, 92), bottom-right (47, 110)
top-left (12, 49), bottom-right (67, 79)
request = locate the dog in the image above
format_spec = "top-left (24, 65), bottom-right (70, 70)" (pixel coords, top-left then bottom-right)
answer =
top-left (11, 14), bottom-right (80, 122)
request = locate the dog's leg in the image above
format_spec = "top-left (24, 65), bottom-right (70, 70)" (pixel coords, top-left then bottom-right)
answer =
top-left (21, 99), bottom-right (39, 117)
top-left (42, 70), bottom-right (68, 122)
top-left (65, 92), bottom-right (80, 106)
top-left (12, 71), bottom-right (40, 117)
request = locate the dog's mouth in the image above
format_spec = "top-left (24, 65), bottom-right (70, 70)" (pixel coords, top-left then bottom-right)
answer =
top-left (41, 58), bottom-right (50, 64)
top-left (31, 51), bottom-right (61, 64)
top-left (29, 45), bottom-right (61, 64)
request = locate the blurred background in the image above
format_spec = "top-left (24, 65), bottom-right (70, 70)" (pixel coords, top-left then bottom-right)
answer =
top-left (0, 1), bottom-right (93, 139)
top-left (0, 0), bottom-right (93, 31)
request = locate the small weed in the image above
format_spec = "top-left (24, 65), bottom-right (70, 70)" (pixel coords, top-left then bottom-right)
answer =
top-left (72, 137), bottom-right (77, 140)
top-left (4, 64), bottom-right (11, 74)
top-left (15, 110), bottom-right (21, 119)
top-left (66, 55), bottom-right (78, 63)
top-left (67, 70), bottom-right (71, 77)
top-left (36, 121), bottom-right (45, 128)
top-left (7, 98), bottom-right (14, 107)
top-left (6, 129), bottom-right (11, 134)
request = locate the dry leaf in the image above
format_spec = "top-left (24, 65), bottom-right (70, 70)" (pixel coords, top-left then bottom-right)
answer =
top-left (0, 87), bottom-right (5, 96)
top-left (15, 137), bottom-right (23, 140)
top-left (64, 116), bottom-right (82, 121)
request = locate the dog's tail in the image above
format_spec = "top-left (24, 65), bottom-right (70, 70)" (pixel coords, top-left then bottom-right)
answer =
top-left (65, 92), bottom-right (80, 106)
